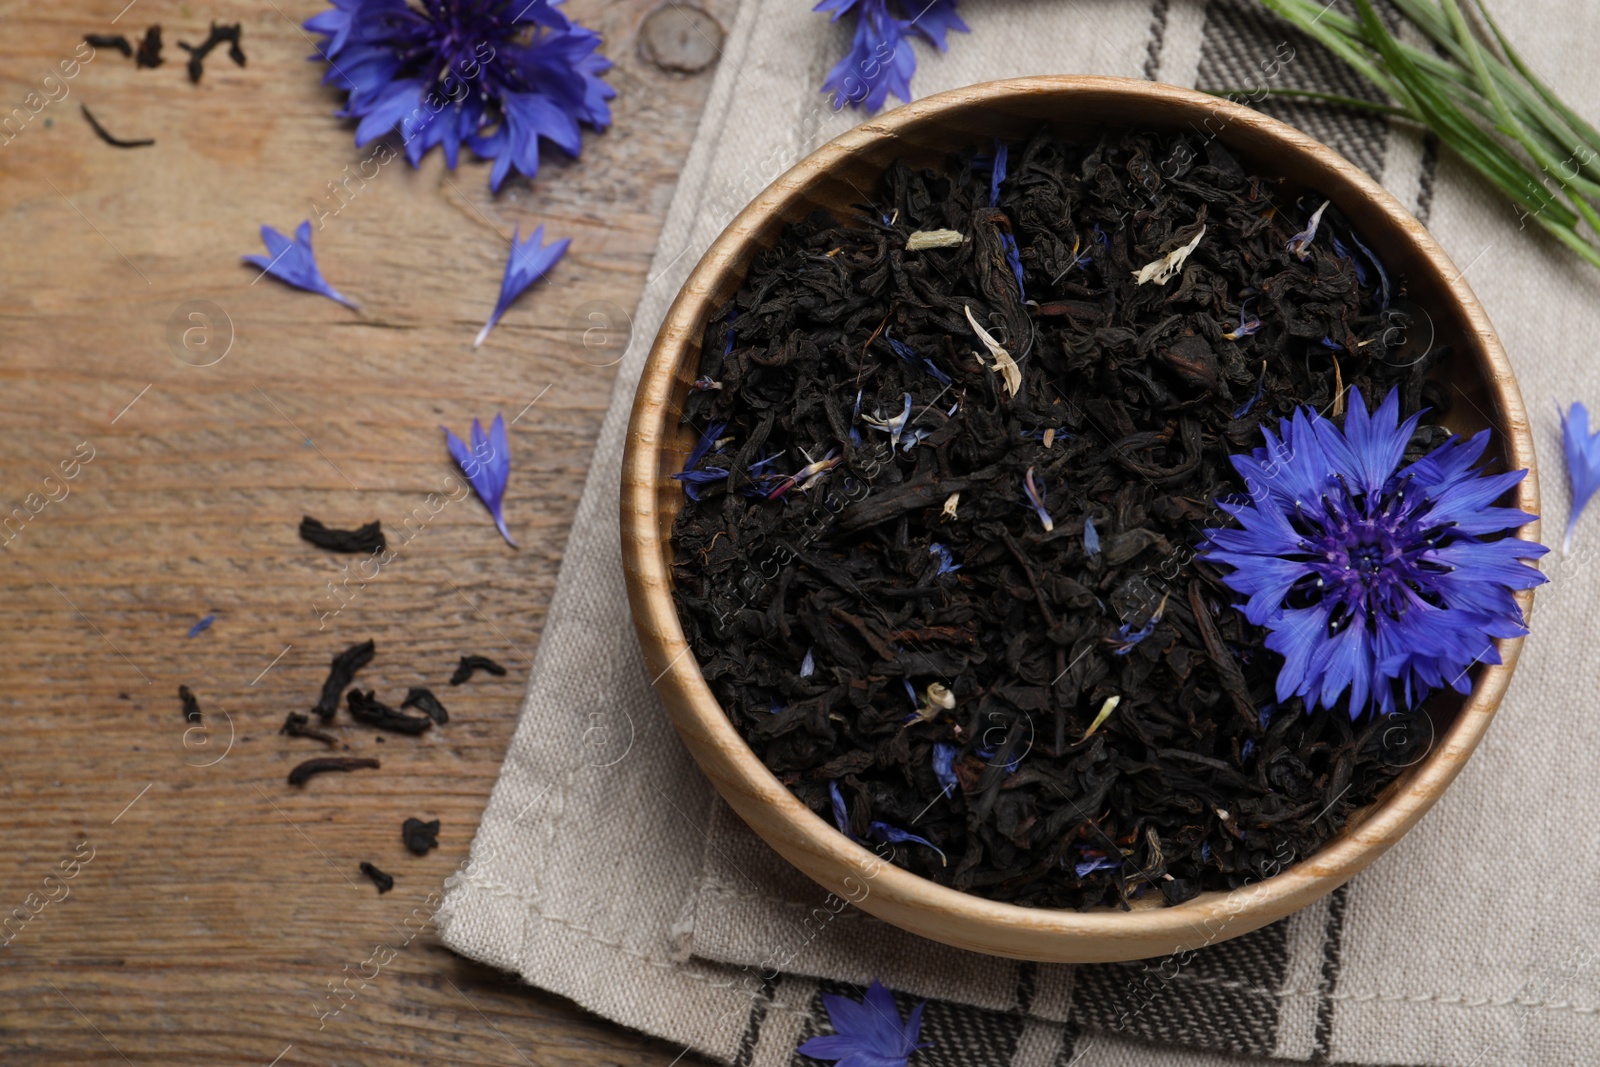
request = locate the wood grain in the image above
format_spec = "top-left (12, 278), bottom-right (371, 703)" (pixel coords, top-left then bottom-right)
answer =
top-left (0, 1), bottom-right (727, 1063)
top-left (621, 77), bottom-right (1542, 964)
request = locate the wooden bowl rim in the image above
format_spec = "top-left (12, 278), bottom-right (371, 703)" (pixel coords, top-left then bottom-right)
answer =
top-left (621, 75), bottom-right (1540, 958)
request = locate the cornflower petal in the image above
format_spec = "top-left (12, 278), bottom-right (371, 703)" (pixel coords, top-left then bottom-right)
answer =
top-left (1023, 467), bottom-right (1053, 532)
top-left (1560, 401), bottom-right (1600, 554)
top-left (243, 221), bottom-right (357, 308)
top-left (475, 224), bottom-right (570, 347)
top-left (442, 413), bottom-right (517, 546)
top-left (1287, 199), bottom-right (1330, 260)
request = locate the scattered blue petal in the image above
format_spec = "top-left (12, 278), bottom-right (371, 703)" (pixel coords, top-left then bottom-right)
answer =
top-left (801, 648), bottom-right (816, 678)
top-left (1341, 230), bottom-right (1391, 307)
top-left (1258, 703), bottom-right (1278, 730)
top-left (304, 0), bottom-right (614, 192)
top-left (475, 224), bottom-right (570, 347)
top-left (901, 678), bottom-right (918, 711)
top-left (1560, 401), bottom-right (1600, 554)
top-left (929, 543), bottom-right (961, 575)
top-left (796, 979), bottom-right (929, 1067)
top-left (188, 614), bottom-right (215, 638)
top-left (1112, 597), bottom-right (1165, 655)
top-left (1074, 854), bottom-right (1119, 879)
top-left (1001, 231), bottom-right (1025, 299)
top-left (1223, 299), bottom-right (1262, 342)
top-left (869, 821), bottom-right (946, 865)
top-left (886, 337), bottom-right (952, 384)
top-left (1201, 387), bottom-right (1547, 717)
top-left (863, 393), bottom-right (914, 449)
top-left (243, 221), bottom-right (357, 308)
top-left (1083, 516), bottom-right (1100, 558)
top-left (673, 421), bottom-right (730, 501)
top-left (1241, 739), bottom-right (1255, 762)
top-left (988, 138), bottom-right (1007, 207)
top-left (829, 780), bottom-right (853, 840)
top-left (931, 742), bottom-right (958, 796)
top-left (1201, 841), bottom-right (1211, 862)
top-left (1286, 199), bottom-right (1330, 260)
top-left (443, 413), bottom-right (517, 546)
top-left (1231, 361), bottom-right (1267, 419)
top-left (1023, 467), bottom-right (1053, 532)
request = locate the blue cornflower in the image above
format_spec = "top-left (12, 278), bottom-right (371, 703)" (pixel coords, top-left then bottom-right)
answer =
top-left (672, 421), bottom-right (729, 502)
top-left (243, 221), bottom-right (357, 308)
top-left (1201, 387), bottom-right (1547, 717)
top-left (188, 614), bottom-right (216, 638)
top-left (815, 0), bottom-right (966, 112)
top-left (475, 224), bottom-right (570, 347)
top-left (797, 979), bottom-right (929, 1067)
top-left (928, 543), bottom-right (961, 575)
top-left (931, 742), bottom-right (958, 795)
top-left (1560, 401), bottom-right (1600, 554)
top-left (801, 648), bottom-right (816, 678)
top-left (1083, 516), bottom-right (1100, 558)
top-left (443, 413), bottom-right (516, 546)
top-left (304, 0), bottom-right (613, 192)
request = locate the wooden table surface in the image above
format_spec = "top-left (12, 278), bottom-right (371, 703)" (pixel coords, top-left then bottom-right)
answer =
top-left (0, 2), bottom-right (728, 1062)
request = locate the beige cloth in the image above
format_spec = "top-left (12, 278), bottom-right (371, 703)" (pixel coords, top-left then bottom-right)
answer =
top-left (436, 1), bottom-right (1600, 1064)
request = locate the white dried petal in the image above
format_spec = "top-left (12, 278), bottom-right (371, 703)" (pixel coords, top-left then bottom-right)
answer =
top-left (964, 305), bottom-right (1021, 396)
top-left (942, 492), bottom-right (960, 519)
top-left (1132, 225), bottom-right (1206, 285)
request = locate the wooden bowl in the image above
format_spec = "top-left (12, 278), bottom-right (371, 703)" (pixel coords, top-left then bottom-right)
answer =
top-left (620, 76), bottom-right (1540, 962)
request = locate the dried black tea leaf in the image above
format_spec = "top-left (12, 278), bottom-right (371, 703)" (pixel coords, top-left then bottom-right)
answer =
top-left (668, 127), bottom-right (1441, 909)
top-left (135, 26), bottom-right (162, 68)
top-left (359, 861), bottom-right (394, 894)
top-left (178, 22), bottom-right (244, 83)
top-left (80, 105), bottom-right (153, 148)
top-left (449, 655), bottom-right (507, 685)
top-left (84, 34), bottom-right (132, 57)
top-left (401, 687), bottom-right (449, 724)
top-left (177, 684), bottom-right (202, 724)
top-left (287, 756), bottom-right (379, 786)
top-left (315, 639), bottom-right (375, 722)
top-left (347, 689), bottom-right (432, 735)
top-left (402, 818), bottom-right (440, 855)
top-left (299, 516), bottom-right (386, 554)
top-left (280, 711), bottom-right (338, 747)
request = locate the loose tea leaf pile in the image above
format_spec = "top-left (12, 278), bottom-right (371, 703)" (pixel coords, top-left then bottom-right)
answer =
top-left (671, 127), bottom-right (1448, 909)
